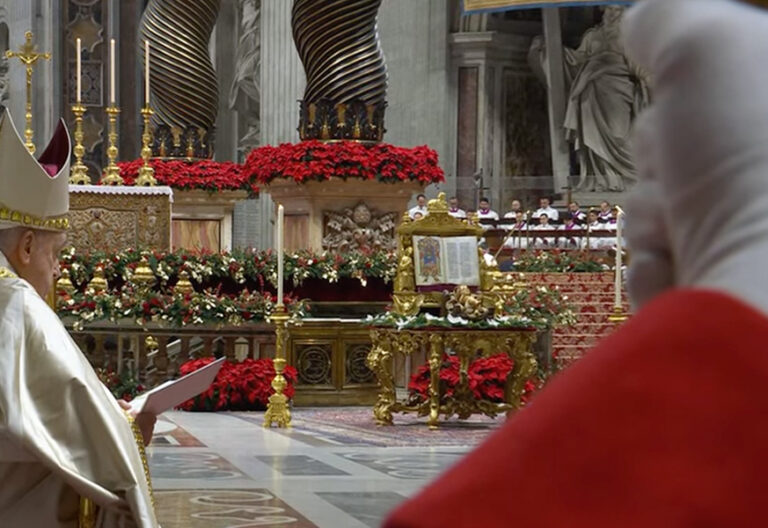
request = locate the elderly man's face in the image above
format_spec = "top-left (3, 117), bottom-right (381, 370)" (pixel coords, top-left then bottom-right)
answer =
top-left (9, 229), bottom-right (68, 298)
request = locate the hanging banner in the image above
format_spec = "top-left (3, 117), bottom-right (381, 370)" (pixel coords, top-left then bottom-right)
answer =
top-left (462, 0), bottom-right (634, 14)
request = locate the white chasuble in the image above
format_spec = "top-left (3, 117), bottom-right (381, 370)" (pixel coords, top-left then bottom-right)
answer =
top-left (0, 257), bottom-right (158, 527)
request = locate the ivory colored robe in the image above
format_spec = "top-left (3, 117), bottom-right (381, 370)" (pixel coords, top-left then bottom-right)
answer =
top-left (0, 253), bottom-right (157, 527)
top-left (385, 289), bottom-right (768, 527)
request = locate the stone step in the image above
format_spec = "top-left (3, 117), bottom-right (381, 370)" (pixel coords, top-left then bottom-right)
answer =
top-left (552, 345), bottom-right (591, 361)
top-left (562, 293), bottom-right (626, 303)
top-left (552, 334), bottom-right (609, 347)
top-left (571, 302), bottom-right (630, 313)
top-left (564, 312), bottom-right (627, 324)
top-left (554, 322), bottom-right (619, 335)
top-left (523, 273), bottom-right (615, 285)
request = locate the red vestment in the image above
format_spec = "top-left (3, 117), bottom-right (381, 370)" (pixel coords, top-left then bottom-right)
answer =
top-left (385, 290), bottom-right (768, 527)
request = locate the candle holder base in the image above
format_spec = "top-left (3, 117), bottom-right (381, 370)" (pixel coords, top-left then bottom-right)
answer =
top-left (607, 305), bottom-right (630, 324)
top-left (69, 164), bottom-right (91, 185)
top-left (101, 166), bottom-right (123, 186)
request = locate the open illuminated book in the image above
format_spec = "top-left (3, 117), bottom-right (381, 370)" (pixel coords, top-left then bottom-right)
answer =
top-left (412, 235), bottom-right (480, 287)
top-left (129, 357), bottom-right (225, 415)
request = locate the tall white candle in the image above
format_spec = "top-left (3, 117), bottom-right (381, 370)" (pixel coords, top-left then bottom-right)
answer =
top-left (144, 40), bottom-right (150, 105)
top-left (276, 204), bottom-right (284, 307)
top-left (110, 38), bottom-right (116, 104)
top-left (614, 208), bottom-right (623, 309)
top-left (76, 38), bottom-right (82, 102)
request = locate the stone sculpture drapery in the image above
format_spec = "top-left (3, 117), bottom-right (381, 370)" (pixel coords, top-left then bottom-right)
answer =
top-left (530, 7), bottom-right (650, 192)
top-left (229, 0), bottom-right (261, 154)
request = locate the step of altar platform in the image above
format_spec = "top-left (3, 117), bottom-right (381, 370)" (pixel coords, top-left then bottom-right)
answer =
top-left (554, 322), bottom-right (620, 335)
top-left (571, 301), bottom-right (630, 313)
top-left (552, 333), bottom-right (611, 348)
top-left (522, 272), bottom-right (630, 366)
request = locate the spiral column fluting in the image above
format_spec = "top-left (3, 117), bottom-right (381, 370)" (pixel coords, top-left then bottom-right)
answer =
top-left (140, 0), bottom-right (220, 158)
top-left (292, 0), bottom-right (388, 142)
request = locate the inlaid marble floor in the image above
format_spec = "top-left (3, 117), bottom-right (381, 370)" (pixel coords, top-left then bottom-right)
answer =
top-left (149, 408), bottom-right (501, 527)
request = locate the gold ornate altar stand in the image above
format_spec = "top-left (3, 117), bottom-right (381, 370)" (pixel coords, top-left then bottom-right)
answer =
top-left (68, 185), bottom-right (172, 252)
top-left (368, 327), bottom-right (537, 429)
top-left (367, 193), bottom-right (543, 429)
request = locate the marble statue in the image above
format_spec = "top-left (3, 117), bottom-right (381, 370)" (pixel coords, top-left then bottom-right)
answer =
top-left (0, 22), bottom-right (7, 107)
top-left (530, 7), bottom-right (650, 192)
top-left (0, 54), bottom-right (8, 107)
top-left (229, 0), bottom-right (260, 154)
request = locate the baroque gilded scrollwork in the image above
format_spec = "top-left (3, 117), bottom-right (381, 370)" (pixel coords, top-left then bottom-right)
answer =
top-left (322, 202), bottom-right (397, 252)
top-left (368, 328), bottom-right (538, 427)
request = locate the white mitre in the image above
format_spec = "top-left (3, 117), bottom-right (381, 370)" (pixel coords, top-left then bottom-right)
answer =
top-left (0, 107), bottom-right (70, 231)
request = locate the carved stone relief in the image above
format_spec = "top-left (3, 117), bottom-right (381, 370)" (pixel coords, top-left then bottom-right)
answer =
top-left (322, 202), bottom-right (397, 253)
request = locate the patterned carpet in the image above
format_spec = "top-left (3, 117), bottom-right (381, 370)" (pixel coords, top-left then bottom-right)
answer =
top-left (231, 407), bottom-right (502, 447)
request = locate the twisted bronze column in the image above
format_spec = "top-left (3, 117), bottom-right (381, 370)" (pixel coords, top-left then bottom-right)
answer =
top-left (140, 0), bottom-right (220, 158)
top-left (292, 0), bottom-right (388, 142)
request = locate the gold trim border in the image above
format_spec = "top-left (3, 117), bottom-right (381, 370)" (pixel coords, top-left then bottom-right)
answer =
top-left (0, 204), bottom-right (70, 231)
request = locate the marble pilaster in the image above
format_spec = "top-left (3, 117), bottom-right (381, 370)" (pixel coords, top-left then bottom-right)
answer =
top-left (450, 30), bottom-right (530, 212)
top-left (376, 0), bottom-right (453, 202)
top-left (1, 0), bottom-right (60, 150)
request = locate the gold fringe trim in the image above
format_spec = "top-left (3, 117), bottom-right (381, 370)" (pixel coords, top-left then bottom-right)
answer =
top-left (0, 204), bottom-right (69, 231)
top-left (0, 266), bottom-right (17, 279)
top-left (125, 412), bottom-right (156, 509)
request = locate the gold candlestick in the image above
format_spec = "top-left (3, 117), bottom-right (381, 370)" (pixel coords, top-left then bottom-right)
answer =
top-left (5, 31), bottom-right (50, 154)
top-left (264, 305), bottom-right (292, 428)
top-left (101, 105), bottom-right (123, 185)
top-left (136, 105), bottom-right (157, 186)
top-left (69, 103), bottom-right (90, 184)
top-left (607, 305), bottom-right (630, 324)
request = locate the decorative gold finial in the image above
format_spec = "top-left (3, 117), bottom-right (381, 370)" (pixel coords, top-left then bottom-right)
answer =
top-left (5, 31), bottom-right (51, 154)
top-left (136, 106), bottom-right (157, 186)
top-left (87, 266), bottom-right (108, 292)
top-left (174, 269), bottom-right (194, 295)
top-left (145, 335), bottom-right (159, 353)
top-left (57, 268), bottom-right (75, 296)
top-left (132, 254), bottom-right (156, 292)
top-left (427, 192), bottom-right (449, 215)
top-left (264, 306), bottom-right (292, 428)
top-left (101, 105), bottom-right (123, 185)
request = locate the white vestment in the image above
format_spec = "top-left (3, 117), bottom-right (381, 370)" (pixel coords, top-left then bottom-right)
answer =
top-left (532, 207), bottom-right (559, 222)
top-left (0, 253), bottom-right (158, 527)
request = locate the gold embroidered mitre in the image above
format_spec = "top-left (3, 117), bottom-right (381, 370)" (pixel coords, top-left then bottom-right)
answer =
top-left (0, 108), bottom-right (71, 231)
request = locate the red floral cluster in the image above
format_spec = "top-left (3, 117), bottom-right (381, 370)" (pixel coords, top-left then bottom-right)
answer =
top-left (176, 358), bottom-right (298, 411)
top-left (243, 140), bottom-right (445, 185)
top-left (408, 354), bottom-right (515, 403)
top-left (116, 159), bottom-right (258, 195)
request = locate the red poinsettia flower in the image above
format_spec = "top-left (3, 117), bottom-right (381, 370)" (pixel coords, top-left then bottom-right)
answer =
top-left (243, 141), bottom-right (445, 186)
